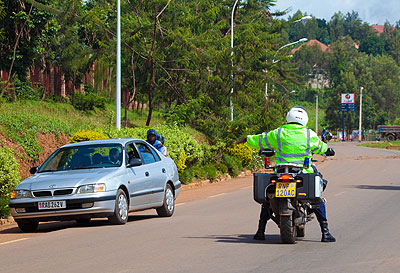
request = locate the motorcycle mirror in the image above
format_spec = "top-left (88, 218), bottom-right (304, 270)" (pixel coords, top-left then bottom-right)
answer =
top-left (325, 132), bottom-right (333, 142)
top-left (259, 149), bottom-right (275, 157)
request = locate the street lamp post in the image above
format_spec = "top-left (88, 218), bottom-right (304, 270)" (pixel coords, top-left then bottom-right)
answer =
top-left (293, 15), bottom-right (312, 23)
top-left (272, 38), bottom-right (308, 64)
top-left (230, 0), bottom-right (240, 122)
top-left (358, 87), bottom-right (363, 142)
top-left (116, 0), bottom-right (121, 130)
top-left (265, 16), bottom-right (311, 101)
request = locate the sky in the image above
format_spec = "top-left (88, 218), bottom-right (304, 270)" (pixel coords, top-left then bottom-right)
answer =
top-left (272, 0), bottom-right (400, 25)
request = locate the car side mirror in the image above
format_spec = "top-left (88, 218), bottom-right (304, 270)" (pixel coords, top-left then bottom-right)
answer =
top-left (30, 166), bottom-right (39, 174)
top-left (127, 158), bottom-right (142, 167)
top-left (259, 149), bottom-right (275, 157)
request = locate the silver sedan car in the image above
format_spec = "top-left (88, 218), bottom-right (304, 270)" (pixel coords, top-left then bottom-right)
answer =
top-left (9, 138), bottom-right (181, 232)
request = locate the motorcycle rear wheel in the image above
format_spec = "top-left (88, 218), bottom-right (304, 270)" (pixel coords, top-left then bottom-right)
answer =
top-left (280, 215), bottom-right (296, 243)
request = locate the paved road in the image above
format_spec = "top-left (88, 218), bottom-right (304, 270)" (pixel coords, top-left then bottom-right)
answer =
top-left (1, 142), bottom-right (400, 273)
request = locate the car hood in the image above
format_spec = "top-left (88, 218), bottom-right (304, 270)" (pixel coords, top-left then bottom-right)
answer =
top-left (17, 168), bottom-right (121, 191)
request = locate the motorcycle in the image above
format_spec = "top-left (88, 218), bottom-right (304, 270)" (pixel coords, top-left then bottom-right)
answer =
top-left (253, 147), bottom-right (334, 244)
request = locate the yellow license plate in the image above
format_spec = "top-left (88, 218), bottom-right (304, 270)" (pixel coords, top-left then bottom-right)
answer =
top-left (275, 182), bottom-right (296, 197)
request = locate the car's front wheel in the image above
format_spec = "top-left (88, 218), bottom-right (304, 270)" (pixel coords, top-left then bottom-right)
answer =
top-left (108, 189), bottom-right (129, 225)
top-left (16, 221), bottom-right (38, 232)
top-left (156, 184), bottom-right (175, 217)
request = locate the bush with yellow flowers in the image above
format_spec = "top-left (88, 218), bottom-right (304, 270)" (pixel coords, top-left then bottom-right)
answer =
top-left (70, 130), bottom-right (108, 143)
top-left (225, 143), bottom-right (252, 167)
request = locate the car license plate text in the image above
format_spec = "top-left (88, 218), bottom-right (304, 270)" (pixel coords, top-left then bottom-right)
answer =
top-left (38, 201), bottom-right (66, 210)
top-left (275, 182), bottom-right (296, 197)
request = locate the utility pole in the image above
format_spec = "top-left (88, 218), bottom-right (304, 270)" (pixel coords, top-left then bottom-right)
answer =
top-left (358, 87), bottom-right (363, 142)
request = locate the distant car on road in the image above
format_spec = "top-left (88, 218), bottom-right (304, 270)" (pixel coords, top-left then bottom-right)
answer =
top-left (9, 138), bottom-right (181, 232)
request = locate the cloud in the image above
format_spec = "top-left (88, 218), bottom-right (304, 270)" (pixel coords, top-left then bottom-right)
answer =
top-left (273, 0), bottom-right (399, 25)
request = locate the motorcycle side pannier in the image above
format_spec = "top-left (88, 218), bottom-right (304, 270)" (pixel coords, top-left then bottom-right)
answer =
top-left (296, 173), bottom-right (324, 202)
top-left (253, 173), bottom-right (273, 204)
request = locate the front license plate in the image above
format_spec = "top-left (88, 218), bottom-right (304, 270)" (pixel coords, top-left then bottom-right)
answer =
top-left (38, 201), bottom-right (66, 210)
top-left (275, 182), bottom-right (296, 197)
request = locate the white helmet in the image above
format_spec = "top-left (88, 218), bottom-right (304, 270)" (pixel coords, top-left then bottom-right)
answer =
top-left (286, 106), bottom-right (308, 126)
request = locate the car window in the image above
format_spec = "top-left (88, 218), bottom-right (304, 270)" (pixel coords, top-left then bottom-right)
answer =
top-left (126, 143), bottom-right (141, 164)
top-left (38, 144), bottom-right (123, 172)
top-left (136, 142), bottom-right (157, 164)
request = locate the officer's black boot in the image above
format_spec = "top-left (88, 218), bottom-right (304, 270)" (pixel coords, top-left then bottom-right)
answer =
top-left (253, 220), bottom-right (266, 240)
top-left (320, 222), bottom-right (336, 242)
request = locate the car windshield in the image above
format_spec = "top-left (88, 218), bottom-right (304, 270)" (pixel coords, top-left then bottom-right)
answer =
top-left (38, 144), bottom-right (123, 172)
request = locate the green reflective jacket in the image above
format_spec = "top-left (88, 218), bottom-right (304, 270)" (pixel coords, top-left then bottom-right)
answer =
top-left (246, 124), bottom-right (328, 173)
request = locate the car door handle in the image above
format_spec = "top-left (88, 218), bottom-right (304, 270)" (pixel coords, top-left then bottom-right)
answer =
top-left (145, 172), bottom-right (150, 177)
top-left (162, 168), bottom-right (166, 173)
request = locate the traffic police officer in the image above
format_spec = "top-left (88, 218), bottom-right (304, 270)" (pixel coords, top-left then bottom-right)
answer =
top-left (244, 106), bottom-right (336, 242)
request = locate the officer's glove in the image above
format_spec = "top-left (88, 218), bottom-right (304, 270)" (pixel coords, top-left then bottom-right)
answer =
top-left (324, 148), bottom-right (335, 156)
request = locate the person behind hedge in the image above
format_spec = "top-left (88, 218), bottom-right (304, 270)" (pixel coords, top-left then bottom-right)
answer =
top-left (146, 129), bottom-right (167, 156)
top-left (236, 106), bottom-right (336, 243)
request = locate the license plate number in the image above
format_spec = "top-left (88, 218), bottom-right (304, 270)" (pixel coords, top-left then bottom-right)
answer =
top-left (38, 201), bottom-right (66, 210)
top-left (275, 182), bottom-right (296, 197)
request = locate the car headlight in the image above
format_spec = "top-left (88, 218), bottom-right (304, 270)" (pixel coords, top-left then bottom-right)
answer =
top-left (77, 183), bottom-right (106, 194)
top-left (11, 190), bottom-right (32, 199)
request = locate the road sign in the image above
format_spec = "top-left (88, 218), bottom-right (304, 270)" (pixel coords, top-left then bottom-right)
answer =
top-left (341, 93), bottom-right (355, 104)
top-left (341, 103), bottom-right (355, 112)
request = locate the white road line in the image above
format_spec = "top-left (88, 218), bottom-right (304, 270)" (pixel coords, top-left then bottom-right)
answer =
top-left (241, 186), bottom-right (252, 190)
top-left (208, 193), bottom-right (226, 198)
top-left (334, 191), bottom-right (346, 196)
top-left (0, 238), bottom-right (29, 246)
top-left (176, 203), bottom-right (186, 206)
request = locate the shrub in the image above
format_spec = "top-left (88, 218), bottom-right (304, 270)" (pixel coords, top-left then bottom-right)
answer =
top-left (73, 92), bottom-right (106, 111)
top-left (14, 77), bottom-right (42, 101)
top-left (180, 167), bottom-right (195, 185)
top-left (216, 163), bottom-right (228, 174)
top-left (248, 148), bottom-right (266, 170)
top-left (225, 143), bottom-right (252, 167)
top-left (0, 147), bottom-right (20, 218)
top-left (70, 130), bottom-right (109, 143)
top-left (203, 164), bottom-right (218, 181)
top-left (222, 153), bottom-right (242, 177)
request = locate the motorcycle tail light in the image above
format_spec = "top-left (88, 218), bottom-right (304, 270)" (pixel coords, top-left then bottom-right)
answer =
top-left (279, 174), bottom-right (293, 180)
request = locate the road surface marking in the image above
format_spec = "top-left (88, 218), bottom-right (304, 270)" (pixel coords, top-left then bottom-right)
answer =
top-left (208, 193), bottom-right (226, 198)
top-left (335, 191), bottom-right (346, 196)
top-left (0, 238), bottom-right (29, 246)
top-left (241, 186), bottom-right (252, 190)
top-left (176, 203), bottom-right (186, 206)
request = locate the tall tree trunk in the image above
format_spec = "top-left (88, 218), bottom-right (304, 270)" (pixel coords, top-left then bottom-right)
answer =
top-left (146, 2), bottom-right (158, 126)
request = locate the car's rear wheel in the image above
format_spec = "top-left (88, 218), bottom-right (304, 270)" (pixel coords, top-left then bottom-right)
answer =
top-left (108, 189), bottom-right (128, 225)
top-left (16, 221), bottom-right (38, 232)
top-left (156, 184), bottom-right (174, 217)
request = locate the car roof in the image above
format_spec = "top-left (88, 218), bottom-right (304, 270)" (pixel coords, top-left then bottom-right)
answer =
top-left (61, 138), bottom-right (145, 148)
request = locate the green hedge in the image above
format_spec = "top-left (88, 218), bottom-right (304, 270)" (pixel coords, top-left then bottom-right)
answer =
top-left (0, 147), bottom-right (20, 218)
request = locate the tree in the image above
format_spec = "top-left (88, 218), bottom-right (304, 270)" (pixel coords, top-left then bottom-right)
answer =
top-left (359, 35), bottom-right (386, 56)
top-left (0, 0), bottom-right (52, 100)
